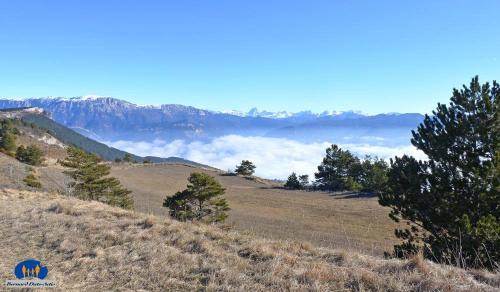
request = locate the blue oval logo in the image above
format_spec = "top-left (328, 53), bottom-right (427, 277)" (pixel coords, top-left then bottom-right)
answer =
top-left (14, 259), bottom-right (48, 279)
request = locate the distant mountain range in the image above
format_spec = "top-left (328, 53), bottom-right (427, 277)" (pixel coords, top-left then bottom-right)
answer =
top-left (0, 107), bottom-right (208, 166)
top-left (0, 97), bottom-right (424, 145)
top-left (218, 107), bottom-right (365, 119)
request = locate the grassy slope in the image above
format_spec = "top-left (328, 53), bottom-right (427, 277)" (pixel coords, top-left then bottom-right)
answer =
top-left (0, 120), bottom-right (72, 193)
top-left (3, 148), bottom-right (400, 256)
top-left (0, 189), bottom-right (498, 291)
top-left (112, 163), bottom-right (402, 255)
top-left (0, 153), bottom-right (67, 193)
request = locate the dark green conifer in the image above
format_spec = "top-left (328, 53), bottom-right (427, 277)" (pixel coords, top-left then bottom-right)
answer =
top-left (0, 119), bottom-right (17, 154)
top-left (379, 76), bottom-right (499, 270)
top-left (60, 146), bottom-right (134, 209)
top-left (315, 145), bottom-right (362, 191)
top-left (285, 172), bottom-right (301, 189)
top-left (235, 160), bottom-right (256, 176)
top-left (164, 172), bottom-right (229, 223)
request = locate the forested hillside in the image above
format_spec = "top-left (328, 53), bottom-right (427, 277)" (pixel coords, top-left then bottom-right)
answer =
top-left (20, 113), bottom-right (206, 166)
top-left (21, 113), bottom-right (135, 161)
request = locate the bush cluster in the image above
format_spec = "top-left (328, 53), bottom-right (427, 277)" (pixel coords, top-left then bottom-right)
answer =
top-left (23, 173), bottom-right (42, 188)
top-left (16, 145), bottom-right (44, 166)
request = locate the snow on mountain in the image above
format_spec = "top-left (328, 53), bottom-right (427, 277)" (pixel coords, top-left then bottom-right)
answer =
top-left (0, 96), bottom-right (424, 145)
top-left (0, 96), bottom-right (374, 119)
top-left (217, 107), bottom-right (367, 119)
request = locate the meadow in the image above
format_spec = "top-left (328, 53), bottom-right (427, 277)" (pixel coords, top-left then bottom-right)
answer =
top-left (111, 163), bottom-right (401, 255)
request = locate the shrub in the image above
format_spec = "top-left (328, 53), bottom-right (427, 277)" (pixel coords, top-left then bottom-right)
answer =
top-left (23, 173), bottom-right (42, 188)
top-left (16, 144), bottom-right (44, 166)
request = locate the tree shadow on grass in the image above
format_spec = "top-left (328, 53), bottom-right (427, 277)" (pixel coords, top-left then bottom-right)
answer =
top-left (259, 186), bottom-right (284, 190)
top-left (332, 192), bottom-right (377, 199)
top-left (219, 172), bottom-right (237, 177)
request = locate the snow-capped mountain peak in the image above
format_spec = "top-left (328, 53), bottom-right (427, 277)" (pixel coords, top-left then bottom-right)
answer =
top-left (0, 96), bottom-right (424, 146)
top-left (217, 108), bottom-right (366, 119)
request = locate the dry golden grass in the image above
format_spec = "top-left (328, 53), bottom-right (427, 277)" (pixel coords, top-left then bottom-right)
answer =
top-left (0, 152), bottom-right (69, 193)
top-left (111, 163), bottom-right (402, 255)
top-left (0, 120), bottom-right (69, 193)
top-left (0, 188), bottom-right (498, 291)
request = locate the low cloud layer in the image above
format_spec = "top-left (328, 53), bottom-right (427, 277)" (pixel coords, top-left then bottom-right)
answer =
top-left (107, 135), bottom-right (425, 179)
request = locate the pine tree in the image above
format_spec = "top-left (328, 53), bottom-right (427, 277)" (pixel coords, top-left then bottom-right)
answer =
top-left (299, 174), bottom-right (309, 189)
top-left (314, 144), bottom-right (362, 191)
top-left (0, 119), bottom-right (17, 154)
top-left (235, 160), bottom-right (256, 176)
top-left (164, 172), bottom-right (229, 223)
top-left (360, 156), bottom-right (388, 194)
top-left (379, 76), bottom-right (499, 270)
top-left (123, 153), bottom-right (133, 163)
top-left (60, 146), bottom-right (134, 209)
top-left (285, 172), bottom-right (301, 189)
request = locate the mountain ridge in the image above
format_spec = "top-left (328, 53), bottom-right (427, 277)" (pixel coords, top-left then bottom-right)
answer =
top-left (0, 107), bottom-right (209, 167)
top-left (0, 97), bottom-right (425, 147)
top-left (0, 97), bottom-right (424, 139)
top-left (0, 96), bottom-right (421, 119)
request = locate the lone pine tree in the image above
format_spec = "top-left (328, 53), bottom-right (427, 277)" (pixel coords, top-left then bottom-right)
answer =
top-left (60, 146), bottom-right (134, 209)
top-left (235, 160), bottom-right (256, 176)
top-left (164, 172), bottom-right (229, 223)
top-left (285, 172), bottom-right (301, 189)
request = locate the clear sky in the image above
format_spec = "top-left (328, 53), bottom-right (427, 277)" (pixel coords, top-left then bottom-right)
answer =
top-left (0, 0), bottom-right (498, 114)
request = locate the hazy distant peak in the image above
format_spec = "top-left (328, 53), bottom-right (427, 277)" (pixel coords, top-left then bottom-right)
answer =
top-left (216, 108), bottom-right (368, 119)
top-left (72, 95), bottom-right (105, 100)
top-left (0, 96), bottom-right (419, 121)
top-left (217, 108), bottom-right (295, 119)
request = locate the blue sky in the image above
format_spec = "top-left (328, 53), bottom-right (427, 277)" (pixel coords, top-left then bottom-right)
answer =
top-left (0, 0), bottom-right (498, 114)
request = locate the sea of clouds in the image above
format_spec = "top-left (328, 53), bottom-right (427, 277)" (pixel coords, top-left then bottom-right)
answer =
top-left (107, 135), bottom-right (426, 180)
